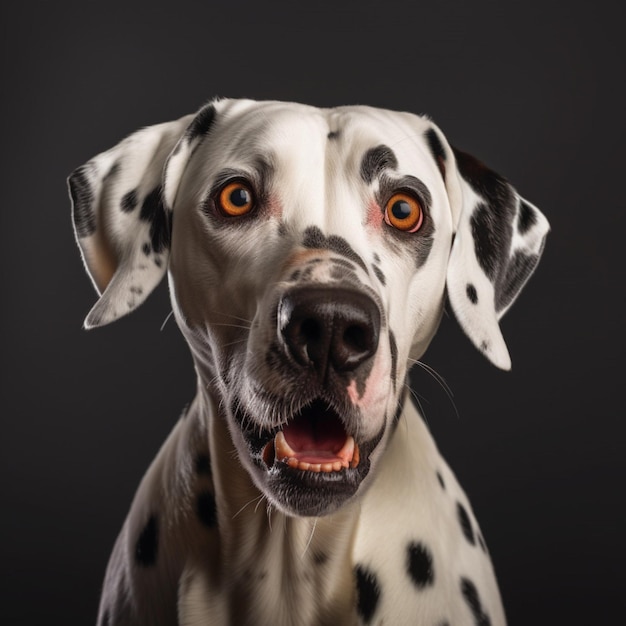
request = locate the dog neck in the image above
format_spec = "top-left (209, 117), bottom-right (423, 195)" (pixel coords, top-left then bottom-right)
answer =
top-left (195, 384), bottom-right (361, 623)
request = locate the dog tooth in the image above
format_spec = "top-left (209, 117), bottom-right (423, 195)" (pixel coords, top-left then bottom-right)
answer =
top-left (350, 443), bottom-right (360, 469)
top-left (275, 431), bottom-right (296, 461)
top-left (321, 462), bottom-right (334, 472)
top-left (336, 435), bottom-right (357, 467)
top-left (287, 457), bottom-right (299, 469)
top-left (308, 463), bottom-right (321, 472)
top-left (332, 461), bottom-right (342, 472)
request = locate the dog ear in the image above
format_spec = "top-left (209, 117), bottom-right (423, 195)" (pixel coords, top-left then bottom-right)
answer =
top-left (68, 105), bottom-right (217, 328)
top-left (428, 127), bottom-right (550, 370)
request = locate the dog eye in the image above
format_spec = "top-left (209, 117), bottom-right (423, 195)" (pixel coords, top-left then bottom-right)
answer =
top-left (384, 192), bottom-right (423, 232)
top-left (217, 181), bottom-right (255, 216)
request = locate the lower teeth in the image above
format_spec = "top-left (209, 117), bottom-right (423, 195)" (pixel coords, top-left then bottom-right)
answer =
top-left (261, 434), bottom-right (360, 472)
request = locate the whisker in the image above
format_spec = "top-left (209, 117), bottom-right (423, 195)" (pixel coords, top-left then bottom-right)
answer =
top-left (405, 382), bottom-right (429, 426)
top-left (389, 132), bottom-right (425, 150)
top-left (221, 338), bottom-right (248, 348)
top-left (266, 502), bottom-right (274, 532)
top-left (160, 310), bottom-right (175, 331)
top-left (232, 494), bottom-right (265, 520)
top-left (408, 358), bottom-right (460, 420)
top-left (302, 519), bottom-right (318, 558)
top-left (207, 310), bottom-right (253, 324)
top-left (211, 322), bottom-right (252, 330)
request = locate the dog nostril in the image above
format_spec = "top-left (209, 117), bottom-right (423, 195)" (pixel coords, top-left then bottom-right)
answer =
top-left (343, 325), bottom-right (368, 353)
top-left (301, 318), bottom-right (322, 343)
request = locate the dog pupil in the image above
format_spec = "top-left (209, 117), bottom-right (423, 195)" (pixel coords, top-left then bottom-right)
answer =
top-left (231, 188), bottom-right (249, 207)
top-left (391, 200), bottom-right (411, 220)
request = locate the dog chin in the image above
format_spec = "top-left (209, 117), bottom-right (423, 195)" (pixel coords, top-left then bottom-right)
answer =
top-left (264, 464), bottom-right (365, 517)
top-left (233, 397), bottom-right (386, 517)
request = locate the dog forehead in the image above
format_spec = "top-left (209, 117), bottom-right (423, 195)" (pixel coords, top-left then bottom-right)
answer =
top-left (208, 99), bottom-right (435, 168)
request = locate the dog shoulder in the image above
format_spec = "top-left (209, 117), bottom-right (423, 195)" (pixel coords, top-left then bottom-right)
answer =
top-left (352, 401), bottom-right (506, 625)
top-left (97, 403), bottom-right (219, 625)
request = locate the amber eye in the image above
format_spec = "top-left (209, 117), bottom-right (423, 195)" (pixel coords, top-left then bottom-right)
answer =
top-left (217, 181), bottom-right (255, 216)
top-left (384, 192), bottom-right (423, 232)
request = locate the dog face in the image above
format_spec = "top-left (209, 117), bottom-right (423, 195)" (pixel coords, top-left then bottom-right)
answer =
top-left (69, 99), bottom-right (549, 517)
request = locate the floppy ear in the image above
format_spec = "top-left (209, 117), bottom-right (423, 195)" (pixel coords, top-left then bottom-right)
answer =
top-left (68, 103), bottom-right (217, 328)
top-left (427, 127), bottom-right (550, 370)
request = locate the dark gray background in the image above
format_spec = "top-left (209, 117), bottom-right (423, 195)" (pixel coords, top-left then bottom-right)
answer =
top-left (1, 1), bottom-right (623, 624)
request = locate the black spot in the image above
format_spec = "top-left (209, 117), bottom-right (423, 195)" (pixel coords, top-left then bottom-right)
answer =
top-left (330, 257), bottom-right (356, 271)
top-left (457, 502), bottom-right (476, 546)
top-left (480, 341), bottom-right (489, 352)
top-left (186, 103), bottom-right (216, 142)
top-left (354, 565), bottom-right (381, 623)
top-left (436, 471), bottom-right (446, 490)
top-left (300, 265), bottom-right (315, 281)
top-left (139, 186), bottom-right (172, 255)
top-left (454, 147), bottom-right (517, 286)
top-left (495, 250), bottom-right (540, 313)
top-left (68, 164), bottom-right (96, 237)
top-left (195, 453), bottom-right (212, 477)
top-left (470, 203), bottom-right (505, 281)
top-left (389, 330), bottom-right (398, 391)
top-left (327, 130), bottom-right (340, 140)
top-left (314, 552), bottom-right (328, 565)
top-left (460, 577), bottom-right (492, 626)
top-left (425, 128), bottom-right (447, 179)
top-left (373, 252), bottom-right (381, 263)
top-left (517, 199), bottom-right (537, 234)
top-left (466, 283), bottom-right (478, 304)
top-left (278, 221), bottom-right (288, 237)
top-left (453, 148), bottom-right (513, 207)
top-left (437, 622), bottom-right (450, 626)
top-left (142, 242), bottom-right (151, 256)
top-left (406, 541), bottom-right (435, 588)
top-left (154, 256), bottom-right (163, 268)
top-left (196, 491), bottom-right (217, 528)
top-left (372, 265), bottom-right (386, 285)
top-left (301, 225), bottom-right (327, 249)
top-left (331, 267), bottom-right (361, 288)
top-left (129, 286), bottom-right (143, 295)
top-left (121, 189), bottom-right (138, 213)
top-left (135, 514), bottom-right (158, 567)
top-left (360, 145), bottom-right (398, 184)
top-left (302, 226), bottom-right (367, 272)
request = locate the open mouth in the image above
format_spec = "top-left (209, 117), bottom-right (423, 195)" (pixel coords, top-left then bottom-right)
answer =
top-left (261, 398), bottom-right (360, 473)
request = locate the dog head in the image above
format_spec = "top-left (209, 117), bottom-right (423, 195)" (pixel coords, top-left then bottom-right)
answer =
top-left (69, 98), bottom-right (549, 517)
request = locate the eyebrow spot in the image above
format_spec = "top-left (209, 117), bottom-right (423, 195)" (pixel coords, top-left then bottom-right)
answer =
top-left (360, 145), bottom-right (398, 184)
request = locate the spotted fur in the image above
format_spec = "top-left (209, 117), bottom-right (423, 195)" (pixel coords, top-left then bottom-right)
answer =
top-left (68, 98), bottom-right (549, 626)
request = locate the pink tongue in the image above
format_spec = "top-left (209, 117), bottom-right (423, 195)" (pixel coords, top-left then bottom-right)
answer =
top-left (282, 405), bottom-right (347, 462)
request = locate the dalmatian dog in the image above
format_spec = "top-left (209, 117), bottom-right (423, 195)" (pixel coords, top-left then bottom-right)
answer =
top-left (68, 98), bottom-right (549, 626)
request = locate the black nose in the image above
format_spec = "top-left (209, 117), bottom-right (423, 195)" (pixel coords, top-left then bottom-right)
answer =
top-left (278, 287), bottom-right (381, 379)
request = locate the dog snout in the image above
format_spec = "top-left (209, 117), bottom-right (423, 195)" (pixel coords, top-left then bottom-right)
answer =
top-left (278, 286), bottom-right (380, 379)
